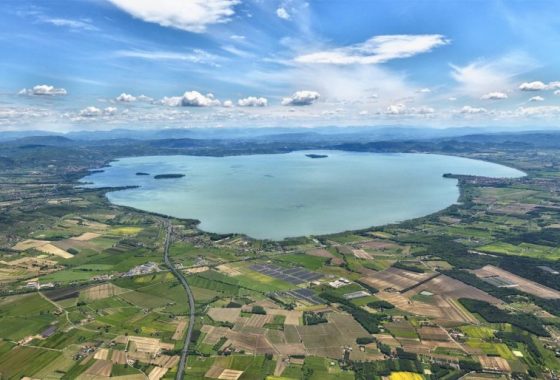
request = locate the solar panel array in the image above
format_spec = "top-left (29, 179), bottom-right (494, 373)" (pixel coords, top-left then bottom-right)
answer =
top-left (250, 263), bottom-right (323, 285)
top-left (481, 276), bottom-right (517, 288)
top-left (284, 288), bottom-right (324, 305)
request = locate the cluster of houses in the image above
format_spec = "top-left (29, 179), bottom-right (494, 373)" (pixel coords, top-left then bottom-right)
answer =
top-left (21, 262), bottom-right (161, 292)
top-left (123, 262), bottom-right (160, 277)
top-left (24, 279), bottom-right (54, 290)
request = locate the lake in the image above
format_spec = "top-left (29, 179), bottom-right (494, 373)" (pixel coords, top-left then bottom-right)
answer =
top-left (81, 151), bottom-right (524, 240)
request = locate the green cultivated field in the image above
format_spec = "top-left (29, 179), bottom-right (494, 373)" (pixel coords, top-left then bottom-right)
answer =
top-left (0, 346), bottom-right (62, 379)
top-left (479, 242), bottom-right (560, 260)
top-left (1, 134), bottom-right (560, 378)
top-left (274, 253), bottom-right (329, 270)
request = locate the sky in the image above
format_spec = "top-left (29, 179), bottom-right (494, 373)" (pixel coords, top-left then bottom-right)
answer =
top-left (1, 0), bottom-right (560, 131)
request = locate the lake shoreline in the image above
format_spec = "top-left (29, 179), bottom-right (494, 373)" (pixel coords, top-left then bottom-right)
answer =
top-left (80, 150), bottom-right (524, 240)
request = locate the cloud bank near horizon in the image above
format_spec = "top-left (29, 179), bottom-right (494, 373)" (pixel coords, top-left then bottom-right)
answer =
top-left (2, 0), bottom-right (560, 131)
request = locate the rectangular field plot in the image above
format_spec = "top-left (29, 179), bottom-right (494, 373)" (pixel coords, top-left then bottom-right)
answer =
top-left (473, 265), bottom-right (560, 299)
top-left (480, 276), bottom-right (517, 288)
top-left (282, 288), bottom-right (324, 305)
top-left (360, 267), bottom-right (436, 292)
top-left (249, 264), bottom-right (322, 284)
top-left (294, 313), bottom-right (371, 360)
top-left (0, 346), bottom-right (61, 379)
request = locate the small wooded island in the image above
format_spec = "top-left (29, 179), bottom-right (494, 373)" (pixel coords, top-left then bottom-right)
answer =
top-left (136, 172), bottom-right (150, 176)
top-left (305, 154), bottom-right (328, 159)
top-left (154, 174), bottom-right (185, 179)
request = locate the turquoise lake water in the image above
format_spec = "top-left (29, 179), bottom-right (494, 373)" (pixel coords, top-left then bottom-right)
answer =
top-left (81, 151), bottom-right (524, 240)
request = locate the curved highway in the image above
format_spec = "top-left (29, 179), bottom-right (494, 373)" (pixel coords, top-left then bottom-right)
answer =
top-left (162, 220), bottom-right (195, 380)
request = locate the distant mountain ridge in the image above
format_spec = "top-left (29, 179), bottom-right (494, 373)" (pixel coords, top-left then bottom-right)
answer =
top-left (2, 124), bottom-right (560, 160)
top-left (1, 128), bottom-right (560, 173)
top-left (2, 129), bottom-right (560, 153)
top-left (1, 125), bottom-right (559, 143)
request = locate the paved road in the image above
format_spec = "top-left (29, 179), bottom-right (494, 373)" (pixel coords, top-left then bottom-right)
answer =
top-left (162, 220), bottom-right (195, 380)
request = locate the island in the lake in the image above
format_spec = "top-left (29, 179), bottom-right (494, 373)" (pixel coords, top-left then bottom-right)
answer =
top-left (1, 131), bottom-right (558, 380)
top-left (83, 152), bottom-right (523, 239)
top-left (153, 173), bottom-right (185, 179)
top-left (136, 172), bottom-right (150, 176)
top-left (306, 153), bottom-right (328, 159)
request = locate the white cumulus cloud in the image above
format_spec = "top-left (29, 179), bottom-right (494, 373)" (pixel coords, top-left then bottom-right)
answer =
top-left (519, 81), bottom-right (547, 91)
top-left (104, 107), bottom-right (118, 115)
top-left (385, 104), bottom-right (406, 115)
top-left (238, 96), bottom-right (268, 107)
top-left (295, 34), bottom-right (449, 65)
top-left (182, 91), bottom-right (220, 107)
top-left (276, 7), bottom-right (290, 20)
top-left (19, 84), bottom-right (67, 96)
top-left (529, 96), bottom-right (544, 102)
top-left (158, 96), bottom-right (182, 107)
top-left (460, 105), bottom-right (487, 114)
top-left (519, 81), bottom-right (560, 91)
top-left (385, 104), bottom-right (434, 115)
top-left (222, 100), bottom-right (234, 108)
top-left (77, 106), bottom-right (118, 118)
top-left (281, 91), bottom-right (320, 106)
top-left (107, 0), bottom-right (239, 33)
top-left (116, 93), bottom-right (137, 102)
top-left (159, 91), bottom-right (221, 107)
top-left (481, 91), bottom-right (508, 100)
top-left (79, 106), bottom-right (103, 117)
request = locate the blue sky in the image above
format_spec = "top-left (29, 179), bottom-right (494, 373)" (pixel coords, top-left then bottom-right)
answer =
top-left (1, 0), bottom-right (560, 131)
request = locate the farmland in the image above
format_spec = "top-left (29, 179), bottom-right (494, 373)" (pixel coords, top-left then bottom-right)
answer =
top-left (0, 134), bottom-right (560, 378)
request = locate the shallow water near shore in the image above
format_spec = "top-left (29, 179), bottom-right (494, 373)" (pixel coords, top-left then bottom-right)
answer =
top-left (81, 151), bottom-right (524, 239)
